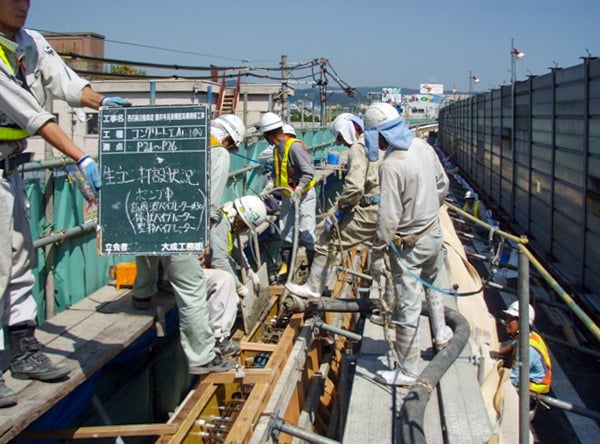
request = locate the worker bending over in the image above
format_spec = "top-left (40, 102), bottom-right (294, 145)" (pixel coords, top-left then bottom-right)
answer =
top-left (285, 113), bottom-right (382, 299)
top-left (259, 113), bottom-right (317, 282)
top-left (208, 195), bottom-right (267, 296)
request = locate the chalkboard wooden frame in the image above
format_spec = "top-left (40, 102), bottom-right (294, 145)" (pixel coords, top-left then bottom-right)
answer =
top-left (98, 104), bottom-right (209, 255)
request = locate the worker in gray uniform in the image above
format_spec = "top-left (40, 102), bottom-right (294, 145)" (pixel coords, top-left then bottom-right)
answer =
top-left (0, 0), bottom-right (131, 407)
top-left (259, 112), bottom-right (317, 282)
top-left (208, 195), bottom-right (267, 298)
top-left (285, 113), bottom-right (382, 298)
top-left (366, 103), bottom-right (452, 386)
top-left (133, 115), bottom-right (246, 375)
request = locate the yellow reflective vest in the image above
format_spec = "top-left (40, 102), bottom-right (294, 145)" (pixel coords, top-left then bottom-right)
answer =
top-left (529, 331), bottom-right (552, 394)
top-left (0, 45), bottom-right (29, 141)
top-left (273, 137), bottom-right (316, 197)
top-left (463, 200), bottom-right (481, 219)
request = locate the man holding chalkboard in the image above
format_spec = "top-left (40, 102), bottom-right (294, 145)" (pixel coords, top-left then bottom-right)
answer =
top-left (0, 0), bottom-right (132, 407)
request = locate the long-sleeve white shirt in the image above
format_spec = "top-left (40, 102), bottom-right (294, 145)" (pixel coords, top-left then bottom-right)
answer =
top-left (375, 138), bottom-right (449, 246)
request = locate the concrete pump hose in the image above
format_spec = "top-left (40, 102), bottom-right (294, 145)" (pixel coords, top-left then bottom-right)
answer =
top-left (397, 302), bottom-right (470, 444)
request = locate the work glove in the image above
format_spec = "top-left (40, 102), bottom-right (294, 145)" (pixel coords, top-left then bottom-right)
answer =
top-left (489, 350), bottom-right (501, 360)
top-left (369, 246), bottom-right (387, 280)
top-left (324, 208), bottom-right (345, 232)
top-left (77, 155), bottom-right (102, 194)
top-left (100, 96), bottom-right (132, 108)
top-left (259, 181), bottom-right (274, 200)
top-left (236, 283), bottom-right (250, 298)
top-left (247, 269), bottom-right (261, 287)
top-left (290, 187), bottom-right (303, 204)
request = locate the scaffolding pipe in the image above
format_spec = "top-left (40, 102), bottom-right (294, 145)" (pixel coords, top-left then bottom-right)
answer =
top-left (533, 393), bottom-right (600, 421)
top-left (33, 220), bottom-right (96, 249)
top-left (270, 416), bottom-right (340, 444)
top-left (312, 318), bottom-right (362, 342)
top-left (448, 200), bottom-right (600, 344)
top-left (517, 243), bottom-right (600, 343)
top-left (445, 202), bottom-right (528, 244)
top-left (541, 333), bottom-right (600, 359)
top-left (518, 249), bottom-right (530, 444)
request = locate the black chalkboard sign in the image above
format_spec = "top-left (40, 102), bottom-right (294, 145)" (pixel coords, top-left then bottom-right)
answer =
top-left (98, 104), bottom-right (209, 255)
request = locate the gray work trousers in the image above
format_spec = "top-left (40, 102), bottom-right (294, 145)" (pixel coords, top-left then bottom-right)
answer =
top-left (0, 171), bottom-right (37, 351)
top-left (133, 255), bottom-right (215, 367)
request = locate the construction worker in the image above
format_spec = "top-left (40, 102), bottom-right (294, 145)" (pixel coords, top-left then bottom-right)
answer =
top-left (209, 195), bottom-right (267, 295)
top-left (0, 0), bottom-right (131, 407)
top-left (498, 301), bottom-right (552, 394)
top-left (209, 114), bottom-right (246, 223)
top-left (366, 103), bottom-right (451, 386)
top-left (131, 116), bottom-right (246, 376)
top-left (259, 112), bottom-right (317, 282)
top-left (204, 268), bottom-right (241, 357)
top-left (208, 114), bottom-right (248, 297)
top-left (256, 125), bottom-right (296, 216)
top-left (463, 190), bottom-right (487, 221)
top-left (285, 113), bottom-right (382, 298)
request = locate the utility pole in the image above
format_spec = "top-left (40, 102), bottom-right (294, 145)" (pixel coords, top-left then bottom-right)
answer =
top-left (281, 54), bottom-right (288, 122)
top-left (318, 58), bottom-right (328, 125)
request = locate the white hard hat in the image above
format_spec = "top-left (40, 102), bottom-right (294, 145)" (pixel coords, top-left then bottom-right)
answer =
top-left (465, 190), bottom-right (475, 199)
top-left (282, 124), bottom-right (296, 136)
top-left (330, 113), bottom-right (354, 136)
top-left (363, 102), bottom-right (400, 130)
top-left (215, 114), bottom-right (246, 147)
top-left (234, 195), bottom-right (267, 230)
top-left (260, 112), bottom-right (283, 133)
top-left (503, 301), bottom-right (535, 325)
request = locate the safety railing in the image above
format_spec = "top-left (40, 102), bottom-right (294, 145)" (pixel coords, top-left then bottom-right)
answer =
top-left (446, 200), bottom-right (600, 444)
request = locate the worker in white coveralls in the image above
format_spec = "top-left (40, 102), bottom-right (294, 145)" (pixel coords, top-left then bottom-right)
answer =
top-left (365, 103), bottom-right (452, 386)
top-left (207, 114), bottom-right (251, 299)
top-left (0, 0), bottom-right (130, 407)
top-left (259, 112), bottom-right (317, 283)
top-left (285, 113), bottom-right (383, 298)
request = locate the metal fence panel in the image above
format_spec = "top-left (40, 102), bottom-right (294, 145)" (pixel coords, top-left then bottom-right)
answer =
top-left (439, 57), bottom-right (600, 295)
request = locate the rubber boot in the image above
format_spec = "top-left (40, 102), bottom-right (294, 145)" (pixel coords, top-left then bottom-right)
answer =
top-left (375, 324), bottom-right (420, 386)
top-left (277, 246), bottom-right (292, 284)
top-left (425, 288), bottom-right (453, 350)
top-left (9, 326), bottom-right (70, 381)
top-left (285, 252), bottom-right (329, 298)
top-left (0, 376), bottom-right (17, 408)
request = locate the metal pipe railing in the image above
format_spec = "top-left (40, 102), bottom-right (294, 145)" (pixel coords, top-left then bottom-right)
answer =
top-left (446, 201), bottom-right (600, 343)
top-left (517, 243), bottom-right (600, 342)
top-left (33, 220), bottom-right (97, 249)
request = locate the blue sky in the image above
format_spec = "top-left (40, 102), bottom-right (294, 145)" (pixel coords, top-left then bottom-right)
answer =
top-left (27, 0), bottom-right (599, 93)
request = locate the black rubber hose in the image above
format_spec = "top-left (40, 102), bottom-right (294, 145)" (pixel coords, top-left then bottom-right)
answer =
top-left (396, 302), bottom-right (471, 444)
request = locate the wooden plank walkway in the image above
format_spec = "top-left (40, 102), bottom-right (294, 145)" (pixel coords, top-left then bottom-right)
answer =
top-left (343, 296), bottom-right (492, 444)
top-left (0, 285), bottom-right (175, 443)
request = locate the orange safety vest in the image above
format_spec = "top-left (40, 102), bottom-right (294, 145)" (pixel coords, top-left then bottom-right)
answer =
top-left (529, 331), bottom-right (552, 394)
top-left (273, 137), bottom-right (316, 197)
top-left (0, 45), bottom-right (29, 141)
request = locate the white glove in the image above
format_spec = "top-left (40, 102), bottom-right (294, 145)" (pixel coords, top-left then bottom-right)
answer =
top-left (236, 284), bottom-right (250, 298)
top-left (290, 187), bottom-right (302, 204)
top-left (248, 269), bottom-right (260, 286)
top-left (260, 181), bottom-right (275, 199)
top-left (369, 257), bottom-right (386, 281)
